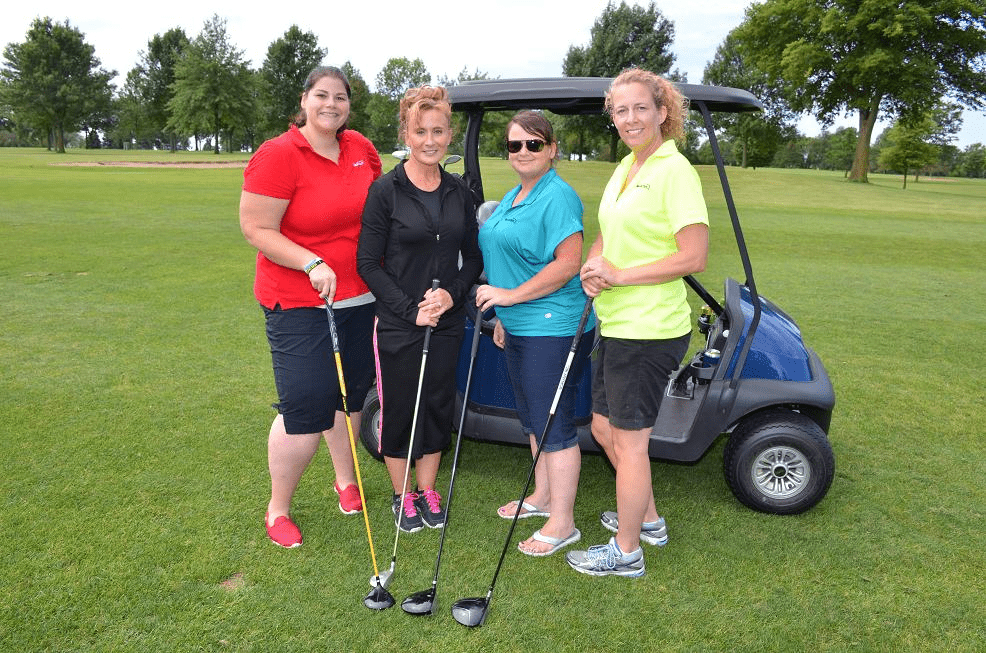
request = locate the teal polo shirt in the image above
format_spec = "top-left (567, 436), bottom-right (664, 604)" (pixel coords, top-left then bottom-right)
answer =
top-left (478, 168), bottom-right (595, 337)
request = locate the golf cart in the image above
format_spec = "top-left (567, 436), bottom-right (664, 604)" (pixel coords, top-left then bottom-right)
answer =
top-left (360, 77), bottom-right (835, 515)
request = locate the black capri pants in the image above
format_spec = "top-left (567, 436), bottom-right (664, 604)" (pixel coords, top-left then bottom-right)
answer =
top-left (264, 302), bottom-right (375, 435)
top-left (374, 317), bottom-right (464, 459)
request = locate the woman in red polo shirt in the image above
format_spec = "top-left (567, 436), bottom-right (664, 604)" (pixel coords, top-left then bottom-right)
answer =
top-left (240, 66), bottom-right (382, 548)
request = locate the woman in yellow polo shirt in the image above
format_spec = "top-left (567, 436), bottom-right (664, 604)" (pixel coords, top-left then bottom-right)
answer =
top-left (569, 68), bottom-right (709, 578)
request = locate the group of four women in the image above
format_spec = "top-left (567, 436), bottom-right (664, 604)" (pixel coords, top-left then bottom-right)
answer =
top-left (238, 66), bottom-right (708, 578)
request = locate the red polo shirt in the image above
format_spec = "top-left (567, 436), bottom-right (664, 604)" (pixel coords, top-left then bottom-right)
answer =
top-left (243, 125), bottom-right (382, 309)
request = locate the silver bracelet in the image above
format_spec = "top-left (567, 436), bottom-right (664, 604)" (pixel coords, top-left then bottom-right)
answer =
top-left (304, 258), bottom-right (324, 275)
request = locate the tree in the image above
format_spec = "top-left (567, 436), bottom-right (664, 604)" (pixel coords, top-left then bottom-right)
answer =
top-left (140, 28), bottom-right (190, 150)
top-left (959, 143), bottom-right (986, 178)
top-left (878, 115), bottom-right (938, 188)
top-left (436, 67), bottom-right (500, 157)
top-left (168, 15), bottom-right (256, 153)
top-left (365, 57), bottom-right (431, 151)
top-left (375, 57), bottom-right (430, 101)
top-left (111, 68), bottom-right (150, 147)
top-left (1, 17), bottom-right (115, 152)
top-left (820, 127), bottom-right (858, 176)
top-left (341, 62), bottom-right (371, 136)
top-left (563, 1), bottom-right (677, 160)
top-left (736, 0), bottom-right (986, 182)
top-left (703, 31), bottom-right (797, 168)
top-left (260, 26), bottom-right (326, 139)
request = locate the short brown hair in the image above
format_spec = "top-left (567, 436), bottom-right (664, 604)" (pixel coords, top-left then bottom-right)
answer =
top-left (506, 110), bottom-right (555, 145)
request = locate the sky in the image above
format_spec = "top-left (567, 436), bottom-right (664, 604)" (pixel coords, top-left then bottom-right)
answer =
top-left (2, 0), bottom-right (983, 147)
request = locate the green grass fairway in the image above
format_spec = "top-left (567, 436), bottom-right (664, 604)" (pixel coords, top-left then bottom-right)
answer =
top-left (1, 148), bottom-right (984, 652)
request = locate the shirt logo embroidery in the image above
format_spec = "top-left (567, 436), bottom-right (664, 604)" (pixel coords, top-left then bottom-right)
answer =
top-left (353, 160), bottom-right (365, 167)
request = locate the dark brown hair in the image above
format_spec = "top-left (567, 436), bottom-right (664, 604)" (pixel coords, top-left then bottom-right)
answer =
top-left (506, 110), bottom-right (555, 145)
top-left (294, 66), bottom-right (352, 133)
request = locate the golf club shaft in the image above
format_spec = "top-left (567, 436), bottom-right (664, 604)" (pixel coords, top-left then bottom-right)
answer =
top-left (483, 298), bottom-right (594, 594)
top-left (388, 279), bottom-right (441, 564)
top-left (325, 302), bottom-right (384, 580)
top-left (427, 306), bottom-right (484, 587)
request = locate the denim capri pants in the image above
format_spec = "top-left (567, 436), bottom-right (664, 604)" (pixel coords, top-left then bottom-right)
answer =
top-left (503, 328), bottom-right (594, 452)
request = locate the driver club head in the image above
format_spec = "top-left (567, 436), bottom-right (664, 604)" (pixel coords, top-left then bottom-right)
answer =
top-left (401, 588), bottom-right (436, 616)
top-left (451, 597), bottom-right (489, 628)
top-left (363, 583), bottom-right (395, 611)
top-left (369, 568), bottom-right (393, 589)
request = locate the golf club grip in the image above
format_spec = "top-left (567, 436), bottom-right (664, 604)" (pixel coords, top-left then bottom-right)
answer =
top-left (324, 301), bottom-right (340, 352)
top-left (422, 279), bottom-right (440, 352)
top-left (324, 303), bottom-right (349, 397)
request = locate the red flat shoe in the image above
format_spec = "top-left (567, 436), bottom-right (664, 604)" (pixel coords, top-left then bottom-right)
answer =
top-left (265, 511), bottom-right (302, 548)
top-left (334, 482), bottom-right (362, 515)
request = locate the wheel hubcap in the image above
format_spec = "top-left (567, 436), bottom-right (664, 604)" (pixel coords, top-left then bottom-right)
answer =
top-left (752, 446), bottom-right (809, 499)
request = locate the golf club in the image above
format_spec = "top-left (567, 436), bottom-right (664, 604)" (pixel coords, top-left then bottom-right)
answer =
top-left (375, 279), bottom-right (440, 595)
top-left (401, 302), bottom-right (485, 615)
top-left (451, 297), bottom-right (594, 628)
top-left (324, 301), bottom-right (394, 611)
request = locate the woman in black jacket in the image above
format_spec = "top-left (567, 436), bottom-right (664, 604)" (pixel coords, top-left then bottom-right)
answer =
top-left (357, 85), bottom-right (483, 533)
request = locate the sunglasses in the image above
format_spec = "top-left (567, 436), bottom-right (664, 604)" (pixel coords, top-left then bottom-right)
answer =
top-left (506, 139), bottom-right (547, 153)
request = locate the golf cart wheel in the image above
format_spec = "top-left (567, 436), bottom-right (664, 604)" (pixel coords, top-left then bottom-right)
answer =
top-left (358, 393), bottom-right (384, 461)
top-left (723, 410), bottom-right (834, 515)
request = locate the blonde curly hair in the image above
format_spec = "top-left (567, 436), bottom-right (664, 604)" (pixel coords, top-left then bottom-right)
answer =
top-left (605, 68), bottom-right (688, 143)
top-left (398, 85), bottom-right (452, 143)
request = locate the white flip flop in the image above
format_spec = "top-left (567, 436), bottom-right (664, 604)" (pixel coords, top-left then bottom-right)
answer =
top-left (518, 528), bottom-right (581, 557)
top-left (497, 500), bottom-right (549, 520)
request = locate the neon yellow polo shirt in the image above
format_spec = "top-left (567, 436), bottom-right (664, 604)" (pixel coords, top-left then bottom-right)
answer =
top-left (594, 139), bottom-right (708, 340)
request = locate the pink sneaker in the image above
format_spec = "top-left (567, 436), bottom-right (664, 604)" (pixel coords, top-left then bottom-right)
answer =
top-left (334, 481), bottom-right (362, 515)
top-left (265, 512), bottom-right (302, 548)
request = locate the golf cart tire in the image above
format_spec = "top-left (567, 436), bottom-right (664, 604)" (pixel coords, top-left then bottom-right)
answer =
top-left (358, 393), bottom-right (384, 462)
top-left (723, 410), bottom-right (834, 515)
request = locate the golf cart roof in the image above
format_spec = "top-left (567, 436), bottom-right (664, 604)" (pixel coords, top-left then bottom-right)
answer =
top-left (447, 77), bottom-right (763, 115)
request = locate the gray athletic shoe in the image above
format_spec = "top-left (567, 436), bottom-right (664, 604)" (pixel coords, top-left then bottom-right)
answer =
top-left (566, 537), bottom-right (645, 578)
top-left (392, 492), bottom-right (423, 533)
top-left (599, 511), bottom-right (668, 547)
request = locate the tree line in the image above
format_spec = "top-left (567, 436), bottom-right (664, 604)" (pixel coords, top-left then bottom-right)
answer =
top-left (2, 2), bottom-right (985, 182)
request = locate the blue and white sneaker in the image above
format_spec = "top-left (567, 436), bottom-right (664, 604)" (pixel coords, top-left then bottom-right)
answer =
top-left (565, 537), bottom-right (645, 578)
top-left (599, 511), bottom-right (668, 547)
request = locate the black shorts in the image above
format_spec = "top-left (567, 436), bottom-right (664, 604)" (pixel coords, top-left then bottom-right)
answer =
top-left (264, 303), bottom-right (375, 435)
top-left (592, 333), bottom-right (690, 431)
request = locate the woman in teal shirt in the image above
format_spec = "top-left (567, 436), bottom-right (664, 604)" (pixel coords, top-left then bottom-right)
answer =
top-left (475, 111), bottom-right (594, 557)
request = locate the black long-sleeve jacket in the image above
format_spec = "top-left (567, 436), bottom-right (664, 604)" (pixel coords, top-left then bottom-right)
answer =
top-left (357, 160), bottom-right (483, 331)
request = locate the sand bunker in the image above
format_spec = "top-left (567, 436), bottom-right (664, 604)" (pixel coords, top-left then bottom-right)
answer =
top-left (54, 160), bottom-right (247, 168)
